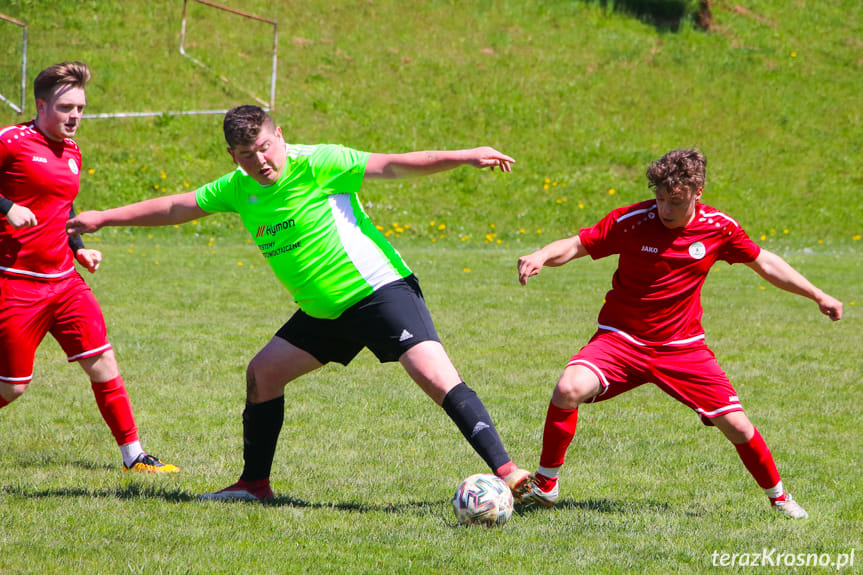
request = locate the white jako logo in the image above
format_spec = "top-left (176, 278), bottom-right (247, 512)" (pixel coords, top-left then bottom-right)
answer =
top-left (689, 241), bottom-right (706, 259)
top-left (68, 159), bottom-right (79, 175)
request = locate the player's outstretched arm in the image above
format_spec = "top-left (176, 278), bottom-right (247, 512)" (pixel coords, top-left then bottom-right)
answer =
top-left (364, 147), bottom-right (514, 180)
top-left (746, 248), bottom-right (843, 321)
top-left (66, 191), bottom-right (208, 235)
top-left (517, 235), bottom-right (588, 286)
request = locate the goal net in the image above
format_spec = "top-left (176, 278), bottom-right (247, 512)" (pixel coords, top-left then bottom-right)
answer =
top-left (84, 0), bottom-right (278, 119)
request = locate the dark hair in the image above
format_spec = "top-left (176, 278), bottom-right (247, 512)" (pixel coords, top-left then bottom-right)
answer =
top-left (33, 61), bottom-right (90, 102)
top-left (646, 149), bottom-right (706, 192)
top-left (223, 105), bottom-right (275, 148)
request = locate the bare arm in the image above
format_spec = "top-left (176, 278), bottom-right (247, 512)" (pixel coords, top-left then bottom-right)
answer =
top-left (746, 248), bottom-right (843, 321)
top-left (66, 191), bottom-right (208, 234)
top-left (364, 147), bottom-right (514, 180)
top-left (517, 234), bottom-right (589, 286)
top-left (66, 205), bottom-right (101, 272)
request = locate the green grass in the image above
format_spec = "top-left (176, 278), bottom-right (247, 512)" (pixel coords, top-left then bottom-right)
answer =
top-left (1, 240), bottom-right (860, 574)
top-left (0, 1), bottom-right (862, 573)
top-left (1, 1), bottom-right (861, 245)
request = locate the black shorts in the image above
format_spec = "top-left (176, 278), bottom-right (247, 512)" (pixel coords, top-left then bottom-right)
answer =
top-left (275, 275), bottom-right (440, 365)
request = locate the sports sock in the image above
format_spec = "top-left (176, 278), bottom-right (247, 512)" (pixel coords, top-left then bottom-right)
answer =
top-left (733, 427), bottom-right (782, 491)
top-left (0, 396), bottom-right (8, 409)
top-left (766, 482), bottom-right (786, 503)
top-left (91, 376), bottom-right (139, 446)
top-left (441, 382), bottom-right (511, 473)
top-left (533, 472), bottom-right (558, 491)
top-left (539, 401), bottom-right (579, 469)
top-left (120, 440), bottom-right (145, 468)
top-left (240, 395), bottom-right (285, 482)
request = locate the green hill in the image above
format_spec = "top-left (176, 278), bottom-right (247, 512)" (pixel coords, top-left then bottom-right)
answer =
top-left (2, 0), bottom-right (860, 247)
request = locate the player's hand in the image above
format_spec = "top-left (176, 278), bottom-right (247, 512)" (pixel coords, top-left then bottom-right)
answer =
top-left (517, 252), bottom-right (545, 285)
top-left (817, 293), bottom-right (843, 321)
top-left (467, 147), bottom-right (515, 172)
top-left (5, 204), bottom-right (38, 228)
top-left (66, 210), bottom-right (104, 235)
top-left (75, 248), bottom-right (102, 273)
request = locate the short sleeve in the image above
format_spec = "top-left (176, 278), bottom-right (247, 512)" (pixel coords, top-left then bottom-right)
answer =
top-left (579, 208), bottom-right (626, 260)
top-left (308, 145), bottom-right (370, 196)
top-left (195, 170), bottom-right (241, 214)
top-left (717, 224), bottom-right (761, 264)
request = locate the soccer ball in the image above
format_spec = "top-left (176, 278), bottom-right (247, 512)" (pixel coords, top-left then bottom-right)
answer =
top-left (452, 473), bottom-right (514, 527)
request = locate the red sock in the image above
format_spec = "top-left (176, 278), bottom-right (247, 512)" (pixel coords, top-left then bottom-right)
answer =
top-left (539, 402), bottom-right (579, 469)
top-left (734, 428), bottom-right (781, 490)
top-left (0, 396), bottom-right (8, 409)
top-left (91, 376), bottom-right (139, 446)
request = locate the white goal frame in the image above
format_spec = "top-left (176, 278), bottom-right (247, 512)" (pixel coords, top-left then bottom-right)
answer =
top-left (84, 0), bottom-right (278, 119)
top-left (0, 12), bottom-right (28, 115)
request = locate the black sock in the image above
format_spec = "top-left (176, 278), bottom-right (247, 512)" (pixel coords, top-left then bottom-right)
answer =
top-left (240, 395), bottom-right (285, 482)
top-left (441, 382), bottom-right (511, 472)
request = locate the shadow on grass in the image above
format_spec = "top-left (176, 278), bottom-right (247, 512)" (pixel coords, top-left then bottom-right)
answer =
top-left (6, 452), bottom-right (116, 471)
top-left (3, 474), bottom-right (692, 517)
top-left (266, 495), bottom-right (445, 514)
top-left (516, 497), bottom-right (674, 515)
top-left (582, 0), bottom-right (713, 31)
top-left (1, 483), bottom-right (199, 502)
top-left (0, 482), bottom-right (446, 512)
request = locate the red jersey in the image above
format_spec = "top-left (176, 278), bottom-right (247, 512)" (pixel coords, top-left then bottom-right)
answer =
top-left (0, 122), bottom-right (81, 279)
top-left (579, 199), bottom-right (761, 345)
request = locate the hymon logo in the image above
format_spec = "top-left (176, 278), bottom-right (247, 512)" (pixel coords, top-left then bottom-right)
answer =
top-left (256, 219), bottom-right (295, 238)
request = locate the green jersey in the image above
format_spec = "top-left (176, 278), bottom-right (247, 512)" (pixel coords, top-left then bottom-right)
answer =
top-left (196, 143), bottom-right (412, 319)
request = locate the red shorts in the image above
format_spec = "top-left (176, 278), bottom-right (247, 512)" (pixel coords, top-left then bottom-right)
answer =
top-left (568, 330), bottom-right (743, 425)
top-left (0, 273), bottom-right (111, 383)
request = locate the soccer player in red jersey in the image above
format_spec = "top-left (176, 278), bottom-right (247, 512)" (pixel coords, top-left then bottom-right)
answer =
top-left (517, 149), bottom-right (842, 518)
top-left (0, 62), bottom-right (178, 473)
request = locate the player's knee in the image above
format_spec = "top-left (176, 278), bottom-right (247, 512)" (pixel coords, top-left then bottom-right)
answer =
top-left (553, 370), bottom-right (600, 408)
top-left (0, 382), bottom-right (28, 403)
top-left (79, 349), bottom-right (119, 381)
top-left (714, 411), bottom-right (755, 444)
top-left (245, 358), bottom-right (283, 402)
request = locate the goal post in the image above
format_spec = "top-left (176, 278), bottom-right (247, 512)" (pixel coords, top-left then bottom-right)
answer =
top-left (0, 12), bottom-right (27, 115)
top-left (83, 0), bottom-right (278, 120)
top-left (179, 0), bottom-right (278, 111)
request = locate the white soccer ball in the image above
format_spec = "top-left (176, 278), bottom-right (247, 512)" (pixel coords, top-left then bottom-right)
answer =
top-left (452, 473), bottom-right (514, 527)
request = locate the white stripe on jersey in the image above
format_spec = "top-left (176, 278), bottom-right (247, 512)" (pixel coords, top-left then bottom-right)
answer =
top-left (0, 125), bottom-right (21, 139)
top-left (0, 265), bottom-right (76, 279)
top-left (285, 143), bottom-right (316, 159)
top-left (597, 323), bottom-right (706, 347)
top-left (616, 204), bottom-right (655, 223)
top-left (700, 207), bottom-right (740, 228)
top-left (328, 193), bottom-right (401, 290)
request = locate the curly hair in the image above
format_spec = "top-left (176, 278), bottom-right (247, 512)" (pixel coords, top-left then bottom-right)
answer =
top-left (646, 149), bottom-right (706, 192)
top-left (223, 105), bottom-right (276, 148)
top-left (33, 61), bottom-right (90, 102)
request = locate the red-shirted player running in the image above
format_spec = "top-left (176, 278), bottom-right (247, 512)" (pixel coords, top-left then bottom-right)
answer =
top-left (0, 62), bottom-right (178, 473)
top-left (517, 149), bottom-right (842, 519)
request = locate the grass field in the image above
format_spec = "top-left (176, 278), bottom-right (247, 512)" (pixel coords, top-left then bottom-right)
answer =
top-left (0, 0), bottom-right (861, 573)
top-left (0, 241), bottom-right (860, 574)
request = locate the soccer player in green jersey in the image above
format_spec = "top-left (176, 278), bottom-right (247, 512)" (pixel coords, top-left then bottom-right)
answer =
top-left (67, 105), bottom-right (532, 501)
